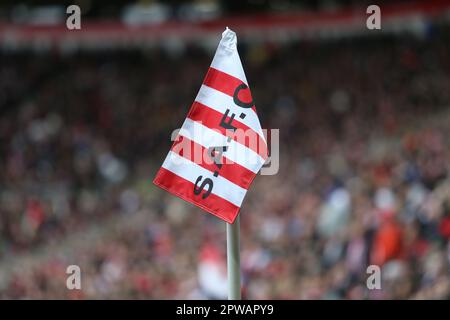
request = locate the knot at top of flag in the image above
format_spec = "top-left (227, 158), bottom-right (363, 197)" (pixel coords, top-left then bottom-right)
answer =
top-left (220, 27), bottom-right (237, 52)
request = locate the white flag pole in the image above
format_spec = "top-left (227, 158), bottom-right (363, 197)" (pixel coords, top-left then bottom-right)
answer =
top-left (227, 215), bottom-right (241, 300)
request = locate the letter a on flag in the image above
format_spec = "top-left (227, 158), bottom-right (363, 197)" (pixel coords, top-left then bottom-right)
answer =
top-left (153, 28), bottom-right (267, 223)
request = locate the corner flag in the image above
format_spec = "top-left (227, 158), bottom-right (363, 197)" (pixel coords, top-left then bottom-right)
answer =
top-left (153, 28), bottom-right (267, 223)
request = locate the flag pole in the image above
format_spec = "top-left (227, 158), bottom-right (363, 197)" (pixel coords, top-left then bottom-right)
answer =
top-left (227, 215), bottom-right (241, 300)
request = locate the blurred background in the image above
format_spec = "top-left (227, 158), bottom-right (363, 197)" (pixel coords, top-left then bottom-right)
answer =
top-left (0, 0), bottom-right (450, 299)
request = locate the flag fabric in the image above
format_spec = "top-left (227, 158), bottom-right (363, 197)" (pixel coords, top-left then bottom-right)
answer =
top-left (153, 28), bottom-right (267, 224)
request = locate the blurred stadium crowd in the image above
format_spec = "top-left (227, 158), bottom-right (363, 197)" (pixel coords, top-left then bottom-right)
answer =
top-left (1, 23), bottom-right (450, 299)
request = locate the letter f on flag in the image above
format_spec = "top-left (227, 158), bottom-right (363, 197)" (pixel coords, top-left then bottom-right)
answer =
top-left (153, 28), bottom-right (267, 223)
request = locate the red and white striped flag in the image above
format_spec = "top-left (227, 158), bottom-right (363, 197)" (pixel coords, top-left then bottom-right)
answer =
top-left (153, 28), bottom-right (267, 223)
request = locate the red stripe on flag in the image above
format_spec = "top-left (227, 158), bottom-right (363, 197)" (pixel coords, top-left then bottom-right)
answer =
top-left (171, 135), bottom-right (256, 189)
top-left (187, 101), bottom-right (268, 160)
top-left (153, 167), bottom-right (239, 223)
top-left (203, 67), bottom-right (257, 113)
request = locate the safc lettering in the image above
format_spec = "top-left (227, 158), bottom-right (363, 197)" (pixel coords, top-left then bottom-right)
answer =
top-left (192, 87), bottom-right (250, 200)
top-left (220, 304), bottom-right (274, 315)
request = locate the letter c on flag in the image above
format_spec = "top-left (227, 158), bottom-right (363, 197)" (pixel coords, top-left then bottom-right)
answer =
top-left (233, 84), bottom-right (254, 109)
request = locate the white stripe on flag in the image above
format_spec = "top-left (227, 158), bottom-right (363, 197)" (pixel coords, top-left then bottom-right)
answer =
top-left (195, 84), bottom-right (265, 140)
top-left (161, 151), bottom-right (247, 207)
top-left (179, 118), bottom-right (265, 173)
top-left (210, 50), bottom-right (248, 85)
